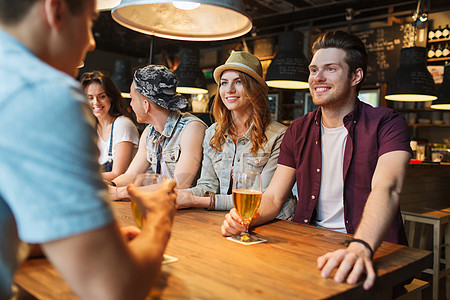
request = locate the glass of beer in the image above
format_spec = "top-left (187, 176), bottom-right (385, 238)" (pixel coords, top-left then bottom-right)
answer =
top-left (131, 173), bottom-right (166, 228)
top-left (232, 172), bottom-right (262, 242)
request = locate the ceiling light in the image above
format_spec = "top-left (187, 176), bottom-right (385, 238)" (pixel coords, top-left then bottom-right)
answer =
top-left (265, 31), bottom-right (309, 90)
top-left (175, 47), bottom-right (208, 94)
top-left (430, 64), bottom-right (450, 110)
top-left (121, 92), bottom-right (131, 98)
top-left (419, 13), bottom-right (428, 22)
top-left (172, 1), bottom-right (200, 10)
top-left (97, 0), bottom-right (121, 11)
top-left (385, 47), bottom-right (436, 102)
top-left (111, 0), bottom-right (252, 41)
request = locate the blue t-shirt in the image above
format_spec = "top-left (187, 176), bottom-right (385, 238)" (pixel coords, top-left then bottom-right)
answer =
top-left (0, 29), bottom-right (114, 298)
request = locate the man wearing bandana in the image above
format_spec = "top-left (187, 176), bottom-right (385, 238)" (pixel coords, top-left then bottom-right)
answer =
top-left (109, 65), bottom-right (207, 199)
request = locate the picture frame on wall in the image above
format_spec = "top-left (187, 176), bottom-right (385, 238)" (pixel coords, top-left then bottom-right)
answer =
top-left (268, 93), bottom-right (279, 121)
top-left (358, 89), bottom-right (379, 107)
top-left (304, 93), bottom-right (318, 114)
top-left (304, 89), bottom-right (379, 115)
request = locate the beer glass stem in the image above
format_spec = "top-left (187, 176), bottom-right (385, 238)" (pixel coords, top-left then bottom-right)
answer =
top-left (240, 219), bottom-right (251, 241)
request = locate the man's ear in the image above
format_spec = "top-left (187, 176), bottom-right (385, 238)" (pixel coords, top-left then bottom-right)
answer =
top-left (351, 68), bottom-right (364, 87)
top-left (44, 0), bottom-right (64, 30)
top-left (144, 99), bottom-right (151, 114)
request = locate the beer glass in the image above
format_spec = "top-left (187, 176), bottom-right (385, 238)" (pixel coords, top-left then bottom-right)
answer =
top-left (232, 172), bottom-right (262, 242)
top-left (131, 173), bottom-right (166, 228)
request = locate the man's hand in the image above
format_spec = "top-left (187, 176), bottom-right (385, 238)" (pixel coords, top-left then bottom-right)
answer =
top-left (120, 226), bottom-right (141, 242)
top-left (317, 242), bottom-right (376, 290)
top-left (127, 179), bottom-right (177, 226)
top-left (221, 208), bottom-right (246, 236)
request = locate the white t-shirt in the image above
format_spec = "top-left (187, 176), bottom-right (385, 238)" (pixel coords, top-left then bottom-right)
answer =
top-left (98, 115), bottom-right (139, 165)
top-left (313, 121), bottom-right (348, 233)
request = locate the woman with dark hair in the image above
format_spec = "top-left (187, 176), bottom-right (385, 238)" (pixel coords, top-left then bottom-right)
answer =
top-left (176, 51), bottom-right (296, 219)
top-left (80, 71), bottom-right (139, 180)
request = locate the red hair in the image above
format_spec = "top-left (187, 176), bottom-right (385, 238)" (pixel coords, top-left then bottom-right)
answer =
top-left (210, 71), bottom-right (270, 154)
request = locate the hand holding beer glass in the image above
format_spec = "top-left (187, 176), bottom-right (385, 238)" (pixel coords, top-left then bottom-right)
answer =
top-left (232, 172), bottom-right (262, 242)
top-left (132, 173), bottom-right (166, 228)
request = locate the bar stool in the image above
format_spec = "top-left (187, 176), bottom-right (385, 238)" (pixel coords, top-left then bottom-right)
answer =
top-left (401, 208), bottom-right (450, 300)
top-left (395, 278), bottom-right (430, 300)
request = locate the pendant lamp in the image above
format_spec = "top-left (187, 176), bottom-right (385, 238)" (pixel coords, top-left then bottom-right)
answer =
top-left (385, 47), bottom-right (437, 101)
top-left (111, 59), bottom-right (132, 98)
top-left (175, 47), bottom-right (208, 94)
top-left (111, 0), bottom-right (252, 41)
top-left (265, 31), bottom-right (309, 90)
top-left (97, 0), bottom-right (121, 11)
top-left (430, 64), bottom-right (450, 110)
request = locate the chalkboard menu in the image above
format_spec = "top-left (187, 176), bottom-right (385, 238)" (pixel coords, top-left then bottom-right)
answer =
top-left (353, 23), bottom-right (425, 84)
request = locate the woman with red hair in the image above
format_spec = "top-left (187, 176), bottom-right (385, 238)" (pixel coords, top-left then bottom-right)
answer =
top-left (177, 51), bottom-right (296, 219)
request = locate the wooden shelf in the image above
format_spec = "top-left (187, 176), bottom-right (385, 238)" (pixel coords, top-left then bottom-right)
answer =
top-left (282, 103), bottom-right (304, 107)
top-left (428, 37), bottom-right (450, 43)
top-left (427, 57), bottom-right (450, 62)
top-left (258, 55), bottom-right (275, 61)
top-left (408, 123), bottom-right (450, 128)
top-left (396, 108), bottom-right (435, 112)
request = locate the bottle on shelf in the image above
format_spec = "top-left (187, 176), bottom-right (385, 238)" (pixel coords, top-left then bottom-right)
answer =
top-left (443, 43), bottom-right (450, 58)
top-left (428, 27), bottom-right (435, 40)
top-left (435, 44), bottom-right (443, 58)
top-left (435, 26), bottom-right (443, 40)
top-left (427, 44), bottom-right (435, 59)
top-left (442, 24), bottom-right (449, 39)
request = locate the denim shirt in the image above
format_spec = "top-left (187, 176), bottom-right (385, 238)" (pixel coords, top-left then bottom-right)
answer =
top-left (186, 120), bottom-right (297, 220)
top-left (146, 111), bottom-right (206, 178)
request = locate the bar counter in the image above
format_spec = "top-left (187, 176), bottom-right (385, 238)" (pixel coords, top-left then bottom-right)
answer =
top-left (400, 162), bottom-right (450, 211)
top-left (14, 201), bottom-right (432, 299)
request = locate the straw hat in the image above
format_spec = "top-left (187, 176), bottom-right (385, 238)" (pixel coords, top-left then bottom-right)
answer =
top-left (213, 51), bottom-right (269, 94)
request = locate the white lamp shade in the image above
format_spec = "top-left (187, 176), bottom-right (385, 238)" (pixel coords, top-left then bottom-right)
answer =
top-left (97, 0), bottom-right (121, 11)
top-left (111, 0), bottom-right (252, 41)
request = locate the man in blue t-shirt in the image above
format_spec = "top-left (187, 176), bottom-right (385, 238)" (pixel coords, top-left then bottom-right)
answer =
top-left (0, 1), bottom-right (177, 299)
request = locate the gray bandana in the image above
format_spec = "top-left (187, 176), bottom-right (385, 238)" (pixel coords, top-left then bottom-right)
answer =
top-left (133, 65), bottom-right (187, 111)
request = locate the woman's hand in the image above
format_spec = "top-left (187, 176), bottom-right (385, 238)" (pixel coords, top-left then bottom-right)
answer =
top-left (175, 190), bottom-right (197, 209)
top-left (221, 208), bottom-right (246, 236)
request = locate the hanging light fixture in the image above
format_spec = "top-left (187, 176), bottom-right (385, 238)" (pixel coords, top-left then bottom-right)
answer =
top-left (111, 59), bottom-right (132, 98)
top-left (265, 31), bottom-right (309, 89)
top-left (385, 47), bottom-right (437, 101)
top-left (111, 0), bottom-right (252, 41)
top-left (97, 0), bottom-right (121, 11)
top-left (174, 47), bottom-right (208, 94)
top-left (430, 64), bottom-right (450, 110)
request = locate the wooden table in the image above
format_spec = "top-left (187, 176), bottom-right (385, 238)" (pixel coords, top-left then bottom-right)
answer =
top-left (14, 201), bottom-right (432, 299)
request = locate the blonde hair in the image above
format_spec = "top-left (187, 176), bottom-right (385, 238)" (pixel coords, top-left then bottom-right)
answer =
top-left (210, 71), bottom-right (270, 155)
